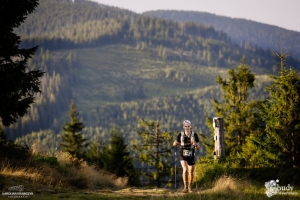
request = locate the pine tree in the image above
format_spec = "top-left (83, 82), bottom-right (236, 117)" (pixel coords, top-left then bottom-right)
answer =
top-left (207, 57), bottom-right (263, 157)
top-left (60, 101), bottom-right (87, 159)
top-left (258, 52), bottom-right (300, 167)
top-left (132, 120), bottom-right (173, 187)
top-left (0, 0), bottom-right (44, 127)
top-left (99, 128), bottom-right (140, 186)
top-left (86, 140), bottom-right (103, 168)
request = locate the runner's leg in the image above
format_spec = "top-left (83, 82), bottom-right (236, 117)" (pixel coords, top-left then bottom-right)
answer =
top-left (180, 160), bottom-right (188, 192)
top-left (187, 164), bottom-right (195, 192)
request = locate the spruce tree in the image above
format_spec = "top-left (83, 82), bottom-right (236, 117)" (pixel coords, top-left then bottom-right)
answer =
top-left (0, 0), bottom-right (44, 127)
top-left (86, 140), bottom-right (103, 168)
top-left (99, 128), bottom-right (140, 186)
top-left (132, 120), bottom-right (173, 187)
top-left (207, 57), bottom-right (263, 157)
top-left (60, 101), bottom-right (87, 159)
top-left (258, 52), bottom-right (300, 167)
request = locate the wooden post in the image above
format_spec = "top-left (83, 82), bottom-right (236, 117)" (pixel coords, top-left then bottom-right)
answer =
top-left (213, 117), bottom-right (225, 159)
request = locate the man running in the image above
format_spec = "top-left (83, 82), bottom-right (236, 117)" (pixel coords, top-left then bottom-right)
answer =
top-left (173, 120), bottom-right (200, 193)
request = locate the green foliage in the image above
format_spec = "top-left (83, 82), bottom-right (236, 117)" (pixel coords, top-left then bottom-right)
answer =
top-left (257, 52), bottom-right (300, 168)
top-left (195, 156), bottom-right (300, 188)
top-left (34, 155), bottom-right (59, 166)
top-left (85, 140), bottom-right (103, 169)
top-left (60, 101), bottom-right (88, 159)
top-left (33, 155), bottom-right (68, 175)
top-left (132, 120), bottom-right (173, 187)
top-left (207, 57), bottom-right (264, 156)
top-left (99, 128), bottom-right (140, 186)
top-left (0, 0), bottom-right (44, 126)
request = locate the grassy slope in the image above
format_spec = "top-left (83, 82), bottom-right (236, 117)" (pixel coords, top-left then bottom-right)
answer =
top-left (71, 44), bottom-right (217, 110)
top-left (69, 44), bottom-right (268, 112)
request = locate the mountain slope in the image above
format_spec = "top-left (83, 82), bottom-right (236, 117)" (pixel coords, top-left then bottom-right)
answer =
top-left (5, 0), bottom-right (299, 143)
top-left (143, 10), bottom-right (300, 58)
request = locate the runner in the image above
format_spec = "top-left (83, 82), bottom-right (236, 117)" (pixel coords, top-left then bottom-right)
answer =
top-left (173, 120), bottom-right (200, 193)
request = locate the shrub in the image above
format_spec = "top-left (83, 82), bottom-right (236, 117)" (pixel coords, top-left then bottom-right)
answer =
top-left (33, 155), bottom-right (68, 175)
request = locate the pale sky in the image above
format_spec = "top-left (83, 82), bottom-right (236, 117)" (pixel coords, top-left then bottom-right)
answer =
top-left (93, 0), bottom-right (300, 32)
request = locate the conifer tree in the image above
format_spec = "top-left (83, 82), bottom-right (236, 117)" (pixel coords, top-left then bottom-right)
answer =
top-left (60, 101), bottom-right (87, 159)
top-left (0, 0), bottom-right (44, 127)
top-left (132, 120), bottom-right (173, 187)
top-left (86, 140), bottom-right (103, 168)
top-left (257, 52), bottom-right (300, 167)
top-left (207, 57), bottom-right (263, 157)
top-left (99, 128), bottom-right (140, 186)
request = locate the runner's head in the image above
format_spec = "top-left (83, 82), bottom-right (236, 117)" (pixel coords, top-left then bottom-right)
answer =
top-left (183, 120), bottom-right (192, 131)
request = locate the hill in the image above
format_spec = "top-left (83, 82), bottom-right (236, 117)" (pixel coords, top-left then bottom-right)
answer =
top-left (5, 0), bottom-right (300, 150)
top-left (143, 10), bottom-right (300, 58)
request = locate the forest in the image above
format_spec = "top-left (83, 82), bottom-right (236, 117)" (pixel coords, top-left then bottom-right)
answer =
top-left (6, 0), bottom-right (300, 144)
top-left (144, 10), bottom-right (300, 58)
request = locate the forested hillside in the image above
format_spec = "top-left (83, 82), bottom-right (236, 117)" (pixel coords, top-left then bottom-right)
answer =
top-left (143, 10), bottom-right (300, 58)
top-left (7, 0), bottom-right (300, 153)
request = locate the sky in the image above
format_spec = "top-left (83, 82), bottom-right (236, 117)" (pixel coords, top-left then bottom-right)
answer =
top-left (93, 0), bottom-right (300, 32)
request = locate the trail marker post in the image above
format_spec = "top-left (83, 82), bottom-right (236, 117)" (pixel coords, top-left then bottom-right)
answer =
top-left (213, 117), bottom-right (225, 159)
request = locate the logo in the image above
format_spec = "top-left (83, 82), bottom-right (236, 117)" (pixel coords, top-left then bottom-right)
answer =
top-left (8, 185), bottom-right (25, 192)
top-left (265, 179), bottom-right (296, 197)
top-left (2, 185), bottom-right (34, 198)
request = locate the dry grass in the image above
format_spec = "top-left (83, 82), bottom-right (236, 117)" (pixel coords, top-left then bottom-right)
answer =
top-left (55, 151), bottom-right (128, 189)
top-left (0, 160), bottom-right (42, 182)
top-left (0, 150), bottom-right (128, 193)
top-left (211, 175), bottom-right (240, 192)
top-left (68, 161), bottom-right (128, 189)
top-left (0, 159), bottom-right (66, 190)
top-left (200, 175), bottom-right (252, 195)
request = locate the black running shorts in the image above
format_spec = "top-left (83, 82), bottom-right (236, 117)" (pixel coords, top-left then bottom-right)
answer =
top-left (180, 155), bottom-right (195, 166)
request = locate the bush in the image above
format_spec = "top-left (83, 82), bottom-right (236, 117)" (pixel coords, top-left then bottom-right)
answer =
top-left (33, 155), bottom-right (69, 175)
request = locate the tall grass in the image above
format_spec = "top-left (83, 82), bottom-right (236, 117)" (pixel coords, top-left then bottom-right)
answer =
top-left (0, 147), bottom-right (128, 192)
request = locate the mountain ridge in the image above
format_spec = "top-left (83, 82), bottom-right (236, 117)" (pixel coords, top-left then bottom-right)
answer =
top-left (143, 10), bottom-right (300, 58)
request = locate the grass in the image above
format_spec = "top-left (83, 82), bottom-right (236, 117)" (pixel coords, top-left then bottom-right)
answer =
top-left (9, 176), bottom-right (299, 200)
top-left (1, 150), bottom-right (299, 200)
top-left (0, 152), bottom-right (128, 197)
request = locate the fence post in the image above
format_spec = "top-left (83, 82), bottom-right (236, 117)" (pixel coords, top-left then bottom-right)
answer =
top-left (213, 117), bottom-right (225, 159)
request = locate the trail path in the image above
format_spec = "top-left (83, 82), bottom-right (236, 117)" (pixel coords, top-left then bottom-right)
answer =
top-left (94, 188), bottom-right (202, 197)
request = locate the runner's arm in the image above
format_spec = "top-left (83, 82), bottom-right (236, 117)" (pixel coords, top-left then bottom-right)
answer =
top-left (173, 133), bottom-right (180, 146)
top-left (194, 134), bottom-right (200, 150)
top-left (194, 142), bottom-right (200, 150)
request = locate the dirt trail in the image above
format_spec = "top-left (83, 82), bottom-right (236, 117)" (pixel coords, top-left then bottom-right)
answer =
top-left (95, 188), bottom-right (202, 197)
